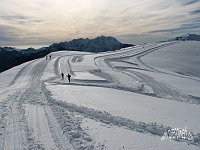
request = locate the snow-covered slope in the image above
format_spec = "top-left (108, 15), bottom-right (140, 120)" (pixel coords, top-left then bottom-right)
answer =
top-left (141, 41), bottom-right (200, 97)
top-left (142, 41), bottom-right (200, 77)
top-left (0, 41), bottom-right (199, 149)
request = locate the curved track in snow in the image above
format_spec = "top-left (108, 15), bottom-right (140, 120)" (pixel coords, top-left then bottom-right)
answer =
top-left (0, 58), bottom-right (75, 149)
top-left (93, 42), bottom-right (200, 104)
top-left (48, 43), bottom-right (200, 147)
top-left (0, 43), bottom-right (200, 149)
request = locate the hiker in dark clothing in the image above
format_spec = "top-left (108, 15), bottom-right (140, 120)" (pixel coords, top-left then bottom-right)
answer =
top-left (49, 55), bottom-right (51, 60)
top-left (67, 73), bottom-right (71, 83)
top-left (61, 73), bottom-right (64, 80)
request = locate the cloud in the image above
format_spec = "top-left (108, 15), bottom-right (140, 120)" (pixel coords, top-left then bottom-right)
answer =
top-left (0, 24), bottom-right (53, 46)
top-left (116, 33), bottom-right (170, 44)
top-left (0, 15), bottom-right (43, 25)
top-left (0, 25), bottom-right (19, 42)
top-left (0, 0), bottom-right (200, 46)
top-left (1, 15), bottom-right (27, 20)
top-left (181, 0), bottom-right (199, 6)
top-left (150, 23), bottom-right (200, 34)
top-left (190, 9), bottom-right (200, 14)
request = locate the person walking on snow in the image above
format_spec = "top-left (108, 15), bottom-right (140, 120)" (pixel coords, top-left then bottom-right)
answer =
top-left (67, 73), bottom-right (71, 83)
top-left (61, 73), bottom-right (64, 80)
top-left (49, 55), bottom-right (51, 60)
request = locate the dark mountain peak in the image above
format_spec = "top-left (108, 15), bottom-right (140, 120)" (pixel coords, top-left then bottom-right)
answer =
top-left (94, 36), bottom-right (119, 42)
top-left (0, 35), bottom-right (134, 72)
top-left (69, 38), bottom-right (90, 44)
top-left (0, 47), bottom-right (17, 52)
top-left (48, 36), bottom-right (133, 52)
top-left (21, 47), bottom-right (36, 53)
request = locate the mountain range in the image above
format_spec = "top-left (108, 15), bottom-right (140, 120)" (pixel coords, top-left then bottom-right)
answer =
top-left (169, 34), bottom-right (200, 41)
top-left (0, 36), bottom-right (133, 72)
top-left (1, 34), bottom-right (199, 73)
top-left (47, 36), bottom-right (132, 52)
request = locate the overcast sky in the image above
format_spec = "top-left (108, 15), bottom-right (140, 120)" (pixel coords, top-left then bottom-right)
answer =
top-left (0, 0), bottom-right (200, 47)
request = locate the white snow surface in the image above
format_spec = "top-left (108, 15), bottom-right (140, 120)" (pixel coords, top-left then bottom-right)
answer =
top-left (82, 118), bottom-right (199, 150)
top-left (0, 41), bottom-right (200, 150)
top-left (142, 41), bottom-right (200, 78)
top-left (47, 84), bottom-right (200, 133)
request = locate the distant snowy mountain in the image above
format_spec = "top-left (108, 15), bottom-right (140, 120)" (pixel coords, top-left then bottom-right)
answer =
top-left (169, 34), bottom-right (200, 41)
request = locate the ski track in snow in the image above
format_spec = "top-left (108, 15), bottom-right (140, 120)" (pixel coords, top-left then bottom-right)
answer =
top-left (94, 42), bottom-right (200, 104)
top-left (3, 94), bottom-right (26, 150)
top-left (48, 42), bottom-right (200, 146)
top-left (0, 58), bottom-right (74, 149)
top-left (8, 59), bottom-right (38, 87)
top-left (0, 42), bottom-right (200, 149)
top-left (25, 104), bottom-right (58, 150)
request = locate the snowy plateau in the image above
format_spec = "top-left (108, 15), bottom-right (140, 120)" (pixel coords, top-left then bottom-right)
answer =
top-left (0, 41), bottom-right (200, 150)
